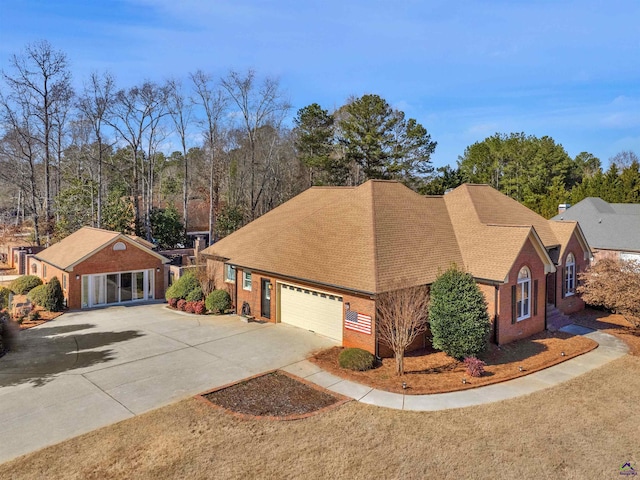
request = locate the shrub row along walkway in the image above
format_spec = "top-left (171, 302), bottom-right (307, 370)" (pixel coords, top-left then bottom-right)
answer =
top-left (283, 325), bottom-right (629, 411)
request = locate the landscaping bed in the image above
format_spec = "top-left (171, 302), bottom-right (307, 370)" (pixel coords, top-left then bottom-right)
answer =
top-left (311, 330), bottom-right (597, 394)
top-left (201, 371), bottom-right (347, 419)
top-left (18, 308), bottom-right (64, 329)
top-left (573, 308), bottom-right (640, 356)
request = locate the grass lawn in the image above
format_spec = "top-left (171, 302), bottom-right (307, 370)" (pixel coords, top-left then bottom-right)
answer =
top-left (1, 354), bottom-right (639, 479)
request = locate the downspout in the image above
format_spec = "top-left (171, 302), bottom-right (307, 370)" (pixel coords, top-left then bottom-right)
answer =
top-left (544, 273), bottom-right (548, 330)
top-left (494, 285), bottom-right (499, 344)
top-left (234, 268), bottom-right (239, 314)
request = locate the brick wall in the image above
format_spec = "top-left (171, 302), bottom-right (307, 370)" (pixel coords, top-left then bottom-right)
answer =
top-left (496, 237), bottom-right (547, 344)
top-left (555, 232), bottom-right (588, 315)
top-left (63, 240), bottom-right (165, 309)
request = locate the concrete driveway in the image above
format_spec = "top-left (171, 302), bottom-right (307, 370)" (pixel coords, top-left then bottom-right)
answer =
top-left (0, 303), bottom-right (336, 463)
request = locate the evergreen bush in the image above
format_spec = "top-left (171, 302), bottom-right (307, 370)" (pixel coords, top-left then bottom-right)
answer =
top-left (185, 286), bottom-right (204, 302)
top-left (27, 284), bottom-right (47, 307)
top-left (10, 275), bottom-right (43, 295)
top-left (205, 290), bottom-right (231, 314)
top-left (338, 348), bottom-right (375, 371)
top-left (43, 276), bottom-right (64, 312)
top-left (165, 272), bottom-right (200, 301)
top-left (0, 286), bottom-right (10, 310)
top-left (429, 266), bottom-right (491, 360)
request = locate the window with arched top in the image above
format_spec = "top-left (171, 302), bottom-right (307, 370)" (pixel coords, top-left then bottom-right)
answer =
top-left (565, 252), bottom-right (575, 296)
top-left (113, 241), bottom-right (126, 251)
top-left (517, 266), bottom-right (531, 321)
top-left (31, 263), bottom-right (37, 274)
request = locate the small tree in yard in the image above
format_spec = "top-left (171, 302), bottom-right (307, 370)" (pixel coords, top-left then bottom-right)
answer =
top-left (377, 285), bottom-right (430, 376)
top-left (429, 266), bottom-right (490, 360)
top-left (578, 258), bottom-right (640, 327)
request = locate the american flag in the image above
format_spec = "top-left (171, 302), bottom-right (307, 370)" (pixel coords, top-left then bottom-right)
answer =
top-left (345, 310), bottom-right (372, 335)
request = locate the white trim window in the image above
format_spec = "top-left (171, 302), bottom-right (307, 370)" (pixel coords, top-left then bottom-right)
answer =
top-left (565, 253), bottom-right (575, 296)
top-left (517, 266), bottom-right (531, 321)
top-left (242, 271), bottom-right (252, 291)
top-left (225, 264), bottom-right (236, 283)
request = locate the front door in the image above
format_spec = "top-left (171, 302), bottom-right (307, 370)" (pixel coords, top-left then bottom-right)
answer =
top-left (261, 279), bottom-right (271, 319)
top-left (546, 272), bottom-right (556, 306)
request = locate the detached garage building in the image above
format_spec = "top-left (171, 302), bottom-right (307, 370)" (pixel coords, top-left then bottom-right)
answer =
top-left (29, 227), bottom-right (168, 309)
top-left (202, 180), bottom-right (590, 355)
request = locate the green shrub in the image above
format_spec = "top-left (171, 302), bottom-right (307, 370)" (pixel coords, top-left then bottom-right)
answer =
top-left (10, 275), bottom-right (42, 295)
top-left (205, 289), bottom-right (231, 314)
top-left (338, 348), bottom-right (375, 371)
top-left (27, 284), bottom-right (47, 307)
top-left (185, 286), bottom-right (204, 302)
top-left (429, 266), bottom-right (491, 360)
top-left (43, 276), bottom-right (64, 312)
top-left (0, 286), bottom-right (10, 310)
top-left (165, 272), bottom-right (200, 301)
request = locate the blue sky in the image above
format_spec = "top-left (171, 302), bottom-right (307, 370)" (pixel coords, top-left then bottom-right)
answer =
top-left (1, 0), bottom-right (639, 168)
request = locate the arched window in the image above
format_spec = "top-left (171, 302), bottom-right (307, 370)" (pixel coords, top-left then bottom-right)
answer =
top-left (565, 253), bottom-right (575, 296)
top-left (113, 241), bottom-right (127, 251)
top-left (31, 263), bottom-right (37, 274)
top-left (517, 266), bottom-right (531, 321)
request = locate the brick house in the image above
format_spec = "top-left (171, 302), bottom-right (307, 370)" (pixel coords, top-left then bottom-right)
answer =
top-left (201, 181), bottom-right (590, 355)
top-left (28, 227), bottom-right (169, 309)
top-left (552, 197), bottom-right (640, 264)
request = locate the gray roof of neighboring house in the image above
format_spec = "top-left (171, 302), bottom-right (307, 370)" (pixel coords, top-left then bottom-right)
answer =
top-left (552, 197), bottom-right (640, 252)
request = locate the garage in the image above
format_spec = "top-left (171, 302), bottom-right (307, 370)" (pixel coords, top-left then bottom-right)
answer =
top-left (279, 283), bottom-right (343, 342)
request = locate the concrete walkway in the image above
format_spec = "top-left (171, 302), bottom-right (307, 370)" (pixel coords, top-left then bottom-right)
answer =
top-left (283, 324), bottom-right (629, 411)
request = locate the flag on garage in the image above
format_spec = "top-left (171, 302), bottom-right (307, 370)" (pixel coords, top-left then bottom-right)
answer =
top-left (345, 309), bottom-right (372, 334)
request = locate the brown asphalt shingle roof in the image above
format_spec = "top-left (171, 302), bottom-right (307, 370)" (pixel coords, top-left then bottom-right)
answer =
top-left (35, 227), bottom-right (167, 270)
top-left (202, 181), bottom-right (570, 293)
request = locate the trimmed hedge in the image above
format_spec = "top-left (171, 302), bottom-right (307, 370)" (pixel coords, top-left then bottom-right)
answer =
top-left (10, 275), bottom-right (42, 295)
top-left (205, 290), bottom-right (231, 314)
top-left (429, 266), bottom-right (491, 360)
top-left (185, 286), bottom-right (204, 302)
top-left (165, 272), bottom-right (200, 301)
top-left (0, 286), bottom-right (10, 310)
top-left (43, 276), bottom-right (64, 312)
top-left (338, 348), bottom-right (375, 371)
top-left (27, 284), bottom-right (47, 307)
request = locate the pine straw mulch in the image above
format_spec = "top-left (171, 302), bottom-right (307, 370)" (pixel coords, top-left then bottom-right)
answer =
top-left (572, 308), bottom-right (640, 356)
top-left (311, 330), bottom-right (598, 395)
top-left (201, 371), bottom-right (348, 420)
top-left (18, 307), bottom-right (64, 329)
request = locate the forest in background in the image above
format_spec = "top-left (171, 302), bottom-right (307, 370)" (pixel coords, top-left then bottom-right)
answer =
top-left (1, 41), bottom-right (639, 248)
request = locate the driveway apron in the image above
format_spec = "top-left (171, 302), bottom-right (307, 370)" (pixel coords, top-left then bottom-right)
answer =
top-left (0, 304), bottom-right (336, 463)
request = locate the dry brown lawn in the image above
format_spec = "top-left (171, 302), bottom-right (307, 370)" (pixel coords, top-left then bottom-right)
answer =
top-left (312, 330), bottom-right (596, 394)
top-left (1, 354), bottom-right (639, 480)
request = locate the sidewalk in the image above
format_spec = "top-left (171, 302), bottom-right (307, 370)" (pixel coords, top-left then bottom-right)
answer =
top-left (283, 325), bottom-right (629, 411)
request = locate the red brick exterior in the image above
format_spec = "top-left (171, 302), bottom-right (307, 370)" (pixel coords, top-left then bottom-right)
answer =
top-left (555, 232), bottom-right (588, 315)
top-left (31, 239), bottom-right (165, 310)
top-left (209, 259), bottom-right (377, 354)
top-left (494, 237), bottom-right (547, 344)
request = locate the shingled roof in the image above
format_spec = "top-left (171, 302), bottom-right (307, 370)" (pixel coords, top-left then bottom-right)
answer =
top-left (35, 227), bottom-right (168, 271)
top-left (552, 197), bottom-right (640, 253)
top-left (202, 181), bottom-right (568, 294)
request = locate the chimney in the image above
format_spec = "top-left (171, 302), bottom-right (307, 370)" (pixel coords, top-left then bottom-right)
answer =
top-left (194, 235), bottom-right (205, 258)
top-left (558, 203), bottom-right (570, 215)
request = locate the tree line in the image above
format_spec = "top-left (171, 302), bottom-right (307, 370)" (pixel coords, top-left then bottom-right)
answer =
top-left (1, 41), bottom-right (638, 249)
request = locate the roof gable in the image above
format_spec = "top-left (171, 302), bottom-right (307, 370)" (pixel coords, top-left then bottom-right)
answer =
top-left (35, 227), bottom-right (168, 270)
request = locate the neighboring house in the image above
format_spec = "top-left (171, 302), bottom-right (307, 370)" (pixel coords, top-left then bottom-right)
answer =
top-left (28, 227), bottom-right (169, 309)
top-left (552, 197), bottom-right (640, 263)
top-left (201, 180), bottom-right (590, 355)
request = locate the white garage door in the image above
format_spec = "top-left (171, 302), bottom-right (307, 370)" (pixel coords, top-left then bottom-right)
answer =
top-left (279, 283), bottom-right (343, 342)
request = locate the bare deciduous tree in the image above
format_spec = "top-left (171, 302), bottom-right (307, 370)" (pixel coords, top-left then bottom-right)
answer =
top-left (77, 71), bottom-right (115, 228)
top-left (2, 40), bottom-right (72, 236)
top-left (376, 285), bottom-right (430, 375)
top-left (220, 70), bottom-right (291, 220)
top-left (578, 258), bottom-right (640, 327)
top-left (191, 70), bottom-right (228, 244)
